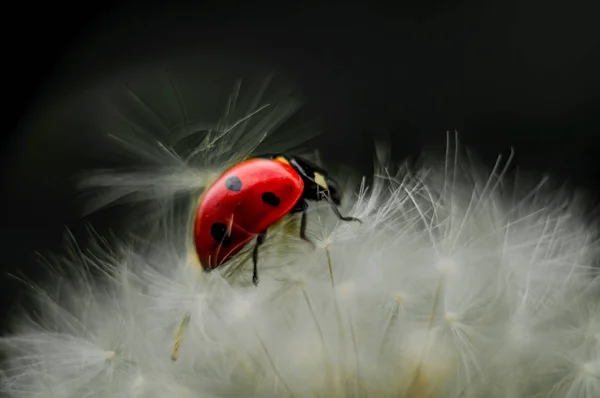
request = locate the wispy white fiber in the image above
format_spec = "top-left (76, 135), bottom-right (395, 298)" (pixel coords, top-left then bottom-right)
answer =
top-left (2, 71), bottom-right (599, 397)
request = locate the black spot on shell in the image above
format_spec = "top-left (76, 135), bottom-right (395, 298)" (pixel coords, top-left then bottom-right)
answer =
top-left (225, 176), bottom-right (242, 192)
top-left (210, 222), bottom-right (232, 246)
top-left (262, 192), bottom-right (280, 207)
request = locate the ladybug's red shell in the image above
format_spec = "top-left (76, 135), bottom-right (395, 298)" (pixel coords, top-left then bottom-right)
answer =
top-left (194, 158), bottom-right (304, 270)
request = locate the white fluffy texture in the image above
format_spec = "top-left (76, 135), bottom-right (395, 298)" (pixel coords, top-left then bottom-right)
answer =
top-left (3, 148), bottom-right (600, 398)
top-left (2, 72), bottom-right (600, 397)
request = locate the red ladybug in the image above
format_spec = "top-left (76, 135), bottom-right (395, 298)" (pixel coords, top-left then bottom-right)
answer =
top-left (193, 154), bottom-right (361, 285)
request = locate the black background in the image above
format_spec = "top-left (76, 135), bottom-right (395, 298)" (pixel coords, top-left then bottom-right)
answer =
top-left (1, 0), bottom-right (599, 326)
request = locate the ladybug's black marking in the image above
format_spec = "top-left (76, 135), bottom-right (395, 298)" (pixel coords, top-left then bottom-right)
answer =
top-left (225, 176), bottom-right (242, 192)
top-left (261, 192), bottom-right (280, 207)
top-left (210, 222), bottom-right (232, 247)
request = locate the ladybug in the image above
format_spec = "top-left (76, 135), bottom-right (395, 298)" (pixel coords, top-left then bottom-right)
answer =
top-left (193, 154), bottom-right (361, 285)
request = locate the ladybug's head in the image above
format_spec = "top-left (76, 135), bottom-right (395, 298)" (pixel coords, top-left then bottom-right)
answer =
top-left (315, 172), bottom-right (342, 206)
top-left (286, 155), bottom-right (343, 206)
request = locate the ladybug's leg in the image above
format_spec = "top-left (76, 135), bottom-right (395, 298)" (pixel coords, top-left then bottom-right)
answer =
top-left (330, 202), bottom-right (362, 224)
top-left (299, 208), bottom-right (312, 244)
top-left (291, 199), bottom-right (314, 245)
top-left (252, 231), bottom-right (267, 286)
top-left (289, 198), bottom-right (307, 214)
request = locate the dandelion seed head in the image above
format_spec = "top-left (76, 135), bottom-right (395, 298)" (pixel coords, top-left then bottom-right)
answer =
top-left (4, 72), bottom-right (600, 398)
top-left (316, 235), bottom-right (333, 250)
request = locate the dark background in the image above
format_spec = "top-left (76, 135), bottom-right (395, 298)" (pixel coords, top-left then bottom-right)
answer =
top-left (1, 0), bottom-right (599, 326)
